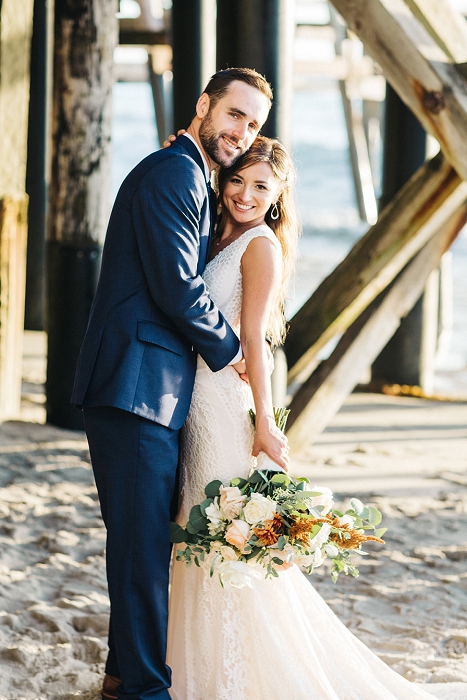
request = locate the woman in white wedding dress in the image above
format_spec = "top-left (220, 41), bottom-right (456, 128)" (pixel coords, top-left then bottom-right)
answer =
top-left (166, 136), bottom-right (439, 700)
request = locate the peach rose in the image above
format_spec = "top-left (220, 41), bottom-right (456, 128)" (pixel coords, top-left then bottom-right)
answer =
top-left (225, 519), bottom-right (250, 551)
top-left (219, 486), bottom-right (247, 521)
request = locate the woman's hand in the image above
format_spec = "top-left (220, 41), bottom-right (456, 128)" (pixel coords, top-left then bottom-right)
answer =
top-left (232, 358), bottom-right (249, 384)
top-left (252, 415), bottom-right (290, 471)
top-left (163, 129), bottom-right (186, 148)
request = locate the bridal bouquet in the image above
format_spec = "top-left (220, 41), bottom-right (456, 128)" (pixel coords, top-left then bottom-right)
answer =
top-left (170, 409), bottom-right (386, 589)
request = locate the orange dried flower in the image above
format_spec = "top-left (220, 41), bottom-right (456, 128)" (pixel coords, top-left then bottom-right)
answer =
top-left (288, 516), bottom-right (319, 546)
top-left (270, 513), bottom-right (284, 533)
top-left (253, 519), bottom-right (280, 546)
top-left (330, 529), bottom-right (385, 550)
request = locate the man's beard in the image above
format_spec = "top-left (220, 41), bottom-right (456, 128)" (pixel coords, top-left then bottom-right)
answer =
top-left (199, 111), bottom-right (246, 167)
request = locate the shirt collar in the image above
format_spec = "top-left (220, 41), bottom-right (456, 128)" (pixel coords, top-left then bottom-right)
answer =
top-left (183, 133), bottom-right (211, 182)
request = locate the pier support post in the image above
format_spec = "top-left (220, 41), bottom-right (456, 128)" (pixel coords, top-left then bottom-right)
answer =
top-left (216, 0), bottom-right (295, 405)
top-left (171, 0), bottom-right (216, 131)
top-left (46, 0), bottom-right (117, 429)
top-left (216, 0), bottom-right (294, 148)
top-left (371, 84), bottom-right (438, 390)
top-left (24, 0), bottom-right (53, 331)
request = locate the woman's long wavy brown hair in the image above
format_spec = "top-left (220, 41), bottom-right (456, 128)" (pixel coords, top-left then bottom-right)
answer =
top-left (216, 136), bottom-right (300, 347)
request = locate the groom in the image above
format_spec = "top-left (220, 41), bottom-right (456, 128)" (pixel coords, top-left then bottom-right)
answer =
top-left (72, 68), bottom-right (274, 699)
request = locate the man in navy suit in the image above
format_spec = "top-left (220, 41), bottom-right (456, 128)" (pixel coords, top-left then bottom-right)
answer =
top-left (72, 68), bottom-right (273, 699)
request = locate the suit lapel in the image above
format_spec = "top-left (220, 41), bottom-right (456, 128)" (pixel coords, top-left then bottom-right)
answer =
top-left (176, 135), bottom-right (215, 269)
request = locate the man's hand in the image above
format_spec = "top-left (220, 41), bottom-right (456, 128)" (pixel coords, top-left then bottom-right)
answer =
top-left (232, 358), bottom-right (249, 384)
top-left (163, 129), bottom-right (186, 148)
top-left (252, 416), bottom-right (290, 471)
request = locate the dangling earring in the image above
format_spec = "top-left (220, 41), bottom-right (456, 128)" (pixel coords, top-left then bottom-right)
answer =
top-left (270, 202), bottom-right (280, 220)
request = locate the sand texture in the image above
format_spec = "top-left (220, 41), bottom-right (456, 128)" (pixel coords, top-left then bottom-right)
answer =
top-left (0, 392), bottom-right (467, 698)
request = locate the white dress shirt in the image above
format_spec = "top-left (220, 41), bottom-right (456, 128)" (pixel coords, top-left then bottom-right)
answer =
top-left (182, 133), bottom-right (243, 366)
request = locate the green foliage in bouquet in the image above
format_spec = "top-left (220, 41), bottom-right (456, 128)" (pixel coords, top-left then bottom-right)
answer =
top-left (170, 405), bottom-right (387, 588)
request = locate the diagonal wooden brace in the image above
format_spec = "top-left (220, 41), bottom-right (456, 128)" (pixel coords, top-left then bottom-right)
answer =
top-left (286, 200), bottom-right (467, 451)
top-left (285, 152), bottom-right (467, 381)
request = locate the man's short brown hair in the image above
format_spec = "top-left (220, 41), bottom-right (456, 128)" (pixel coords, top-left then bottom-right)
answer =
top-left (203, 67), bottom-right (273, 110)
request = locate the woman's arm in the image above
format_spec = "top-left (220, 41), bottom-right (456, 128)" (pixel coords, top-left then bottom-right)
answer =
top-left (240, 236), bottom-right (289, 470)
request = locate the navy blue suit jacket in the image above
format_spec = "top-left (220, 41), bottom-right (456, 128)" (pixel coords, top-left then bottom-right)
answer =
top-left (71, 136), bottom-right (240, 430)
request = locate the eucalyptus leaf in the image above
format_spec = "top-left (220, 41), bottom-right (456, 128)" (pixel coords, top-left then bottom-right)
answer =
top-left (374, 527), bottom-right (387, 539)
top-left (169, 522), bottom-right (187, 544)
top-left (350, 498), bottom-right (365, 515)
top-left (272, 557), bottom-right (284, 565)
top-left (277, 535), bottom-right (286, 551)
top-left (360, 506), bottom-right (370, 521)
top-left (189, 504), bottom-right (209, 531)
top-left (271, 474), bottom-right (289, 486)
top-left (205, 480), bottom-right (223, 498)
top-left (368, 506), bottom-right (383, 525)
top-left (200, 498), bottom-right (214, 517)
top-left (186, 521), bottom-right (199, 535)
top-left (230, 477), bottom-right (247, 489)
top-left (297, 491), bottom-right (324, 498)
top-left (248, 470), bottom-right (264, 483)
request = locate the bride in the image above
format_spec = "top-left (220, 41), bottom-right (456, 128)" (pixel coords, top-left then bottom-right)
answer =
top-left (167, 136), bottom-right (439, 700)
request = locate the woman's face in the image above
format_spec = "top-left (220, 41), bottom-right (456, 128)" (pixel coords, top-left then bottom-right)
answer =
top-left (222, 161), bottom-right (282, 226)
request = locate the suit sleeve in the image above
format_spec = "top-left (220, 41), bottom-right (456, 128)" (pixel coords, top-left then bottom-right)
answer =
top-left (132, 154), bottom-right (240, 372)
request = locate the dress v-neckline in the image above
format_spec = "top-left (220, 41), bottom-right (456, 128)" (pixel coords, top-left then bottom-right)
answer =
top-left (206, 224), bottom-right (268, 266)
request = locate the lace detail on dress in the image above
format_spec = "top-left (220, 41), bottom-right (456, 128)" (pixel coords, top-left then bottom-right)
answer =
top-left (166, 224), bottom-right (438, 700)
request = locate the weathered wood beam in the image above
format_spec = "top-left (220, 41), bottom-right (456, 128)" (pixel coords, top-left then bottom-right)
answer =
top-left (0, 0), bottom-right (34, 420)
top-left (286, 200), bottom-right (467, 452)
top-left (328, 0), bottom-right (467, 182)
top-left (402, 0), bottom-right (467, 64)
top-left (0, 198), bottom-right (29, 419)
top-left (285, 152), bottom-right (467, 380)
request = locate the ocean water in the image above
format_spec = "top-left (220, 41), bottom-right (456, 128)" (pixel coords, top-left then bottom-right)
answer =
top-left (110, 81), bottom-right (467, 394)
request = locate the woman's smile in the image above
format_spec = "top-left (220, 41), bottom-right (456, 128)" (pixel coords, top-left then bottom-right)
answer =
top-left (222, 161), bottom-right (282, 226)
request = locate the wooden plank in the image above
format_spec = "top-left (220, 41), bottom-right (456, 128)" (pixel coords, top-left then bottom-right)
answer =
top-left (285, 152), bottom-right (467, 380)
top-left (328, 0), bottom-right (467, 183)
top-left (0, 198), bottom-right (29, 420)
top-left (402, 0), bottom-right (467, 64)
top-left (0, 0), bottom-right (35, 421)
top-left (286, 200), bottom-right (467, 452)
top-left (330, 11), bottom-right (379, 224)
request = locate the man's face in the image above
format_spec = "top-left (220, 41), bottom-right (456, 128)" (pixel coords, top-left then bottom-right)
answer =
top-left (199, 81), bottom-right (270, 168)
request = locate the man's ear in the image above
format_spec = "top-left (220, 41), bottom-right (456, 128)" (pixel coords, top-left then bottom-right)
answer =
top-left (196, 92), bottom-right (210, 119)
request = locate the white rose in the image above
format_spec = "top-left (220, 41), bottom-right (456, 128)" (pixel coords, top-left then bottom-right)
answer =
top-left (243, 493), bottom-right (277, 525)
top-left (312, 546), bottom-right (326, 568)
top-left (225, 519), bottom-right (251, 551)
top-left (309, 485), bottom-right (334, 515)
top-left (220, 545), bottom-right (238, 562)
top-left (293, 551), bottom-right (314, 569)
top-left (219, 486), bottom-right (247, 521)
top-left (337, 514), bottom-right (355, 528)
top-left (324, 543), bottom-right (339, 558)
top-left (218, 560), bottom-right (263, 589)
top-left (205, 497), bottom-right (224, 526)
top-left (310, 522), bottom-right (331, 548)
top-left (294, 546), bottom-right (326, 570)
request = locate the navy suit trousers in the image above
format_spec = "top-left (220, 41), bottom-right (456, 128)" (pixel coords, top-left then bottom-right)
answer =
top-left (83, 406), bottom-right (179, 700)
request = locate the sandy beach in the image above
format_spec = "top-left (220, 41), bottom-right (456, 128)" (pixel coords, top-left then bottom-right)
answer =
top-left (0, 333), bottom-right (466, 699)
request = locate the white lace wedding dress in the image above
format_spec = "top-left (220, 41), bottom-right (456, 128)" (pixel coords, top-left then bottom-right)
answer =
top-left (166, 225), bottom-right (440, 700)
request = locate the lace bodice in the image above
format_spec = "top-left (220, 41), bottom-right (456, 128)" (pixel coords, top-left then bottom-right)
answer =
top-left (202, 224), bottom-right (280, 336)
top-left (177, 225), bottom-right (279, 522)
